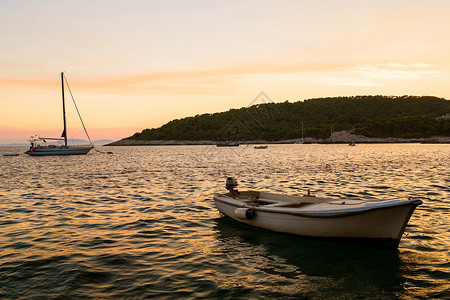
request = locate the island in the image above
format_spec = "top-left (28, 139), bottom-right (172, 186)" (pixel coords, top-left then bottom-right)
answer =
top-left (108, 95), bottom-right (450, 145)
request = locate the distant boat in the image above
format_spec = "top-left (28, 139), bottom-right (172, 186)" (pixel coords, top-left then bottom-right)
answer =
top-left (254, 145), bottom-right (268, 149)
top-left (25, 73), bottom-right (94, 156)
top-left (295, 122), bottom-right (305, 144)
top-left (216, 143), bottom-right (239, 147)
top-left (3, 153), bottom-right (19, 157)
top-left (214, 177), bottom-right (423, 248)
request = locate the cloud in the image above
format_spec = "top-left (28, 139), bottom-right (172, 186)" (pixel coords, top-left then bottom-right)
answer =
top-left (322, 78), bottom-right (383, 87)
top-left (319, 62), bottom-right (444, 87)
top-left (0, 61), bottom-right (348, 96)
top-left (350, 63), bottom-right (442, 80)
top-left (0, 61), bottom-right (445, 97)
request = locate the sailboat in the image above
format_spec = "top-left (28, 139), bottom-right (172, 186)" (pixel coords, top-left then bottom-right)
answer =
top-left (295, 122), bottom-right (305, 144)
top-left (25, 72), bottom-right (94, 156)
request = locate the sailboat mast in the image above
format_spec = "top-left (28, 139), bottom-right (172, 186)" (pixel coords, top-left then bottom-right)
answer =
top-left (61, 72), bottom-right (68, 147)
top-left (301, 122), bottom-right (304, 140)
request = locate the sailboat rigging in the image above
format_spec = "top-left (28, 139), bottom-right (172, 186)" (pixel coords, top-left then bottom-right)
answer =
top-left (25, 72), bottom-right (94, 156)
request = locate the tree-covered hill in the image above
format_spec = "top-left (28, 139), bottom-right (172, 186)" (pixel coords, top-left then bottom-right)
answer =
top-left (128, 95), bottom-right (450, 141)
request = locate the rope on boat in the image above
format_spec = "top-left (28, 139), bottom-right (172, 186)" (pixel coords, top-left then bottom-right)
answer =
top-left (93, 148), bottom-right (113, 155)
top-left (62, 75), bottom-right (114, 156)
top-left (63, 75), bottom-right (93, 147)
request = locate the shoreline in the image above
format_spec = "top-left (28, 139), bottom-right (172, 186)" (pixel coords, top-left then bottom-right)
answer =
top-left (106, 131), bottom-right (450, 146)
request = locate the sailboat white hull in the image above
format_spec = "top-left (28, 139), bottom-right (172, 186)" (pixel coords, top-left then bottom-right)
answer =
top-left (25, 146), bottom-right (93, 156)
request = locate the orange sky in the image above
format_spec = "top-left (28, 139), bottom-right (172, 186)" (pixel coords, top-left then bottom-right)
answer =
top-left (1, 0), bottom-right (449, 144)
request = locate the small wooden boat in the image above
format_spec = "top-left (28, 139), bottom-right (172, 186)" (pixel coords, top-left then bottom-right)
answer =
top-left (254, 145), bottom-right (268, 149)
top-left (213, 178), bottom-right (422, 248)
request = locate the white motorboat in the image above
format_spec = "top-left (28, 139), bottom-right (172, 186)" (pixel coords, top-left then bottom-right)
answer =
top-left (213, 178), bottom-right (422, 248)
top-left (25, 72), bottom-right (93, 156)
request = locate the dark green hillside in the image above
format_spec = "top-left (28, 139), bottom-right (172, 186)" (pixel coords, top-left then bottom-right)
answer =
top-left (129, 96), bottom-right (450, 141)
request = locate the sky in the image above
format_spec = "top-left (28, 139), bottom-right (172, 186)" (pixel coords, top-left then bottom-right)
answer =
top-left (1, 0), bottom-right (449, 144)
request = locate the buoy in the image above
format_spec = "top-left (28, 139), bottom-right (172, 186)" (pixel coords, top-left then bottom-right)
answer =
top-left (234, 207), bottom-right (254, 220)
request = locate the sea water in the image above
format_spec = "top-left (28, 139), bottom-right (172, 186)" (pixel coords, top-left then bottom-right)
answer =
top-left (0, 144), bottom-right (448, 299)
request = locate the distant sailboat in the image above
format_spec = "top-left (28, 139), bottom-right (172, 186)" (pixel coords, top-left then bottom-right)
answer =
top-left (25, 72), bottom-right (94, 156)
top-left (295, 122), bottom-right (305, 144)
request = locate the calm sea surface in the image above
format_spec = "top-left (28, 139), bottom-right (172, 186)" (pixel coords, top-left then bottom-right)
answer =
top-left (0, 144), bottom-right (449, 299)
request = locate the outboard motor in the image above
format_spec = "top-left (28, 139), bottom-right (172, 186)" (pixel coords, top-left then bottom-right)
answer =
top-left (225, 177), bottom-right (239, 197)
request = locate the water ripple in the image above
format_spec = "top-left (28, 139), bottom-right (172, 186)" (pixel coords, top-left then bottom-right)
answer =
top-left (0, 144), bottom-right (449, 298)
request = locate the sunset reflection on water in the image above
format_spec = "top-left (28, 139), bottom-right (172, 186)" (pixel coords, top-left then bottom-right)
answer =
top-left (0, 144), bottom-right (448, 298)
